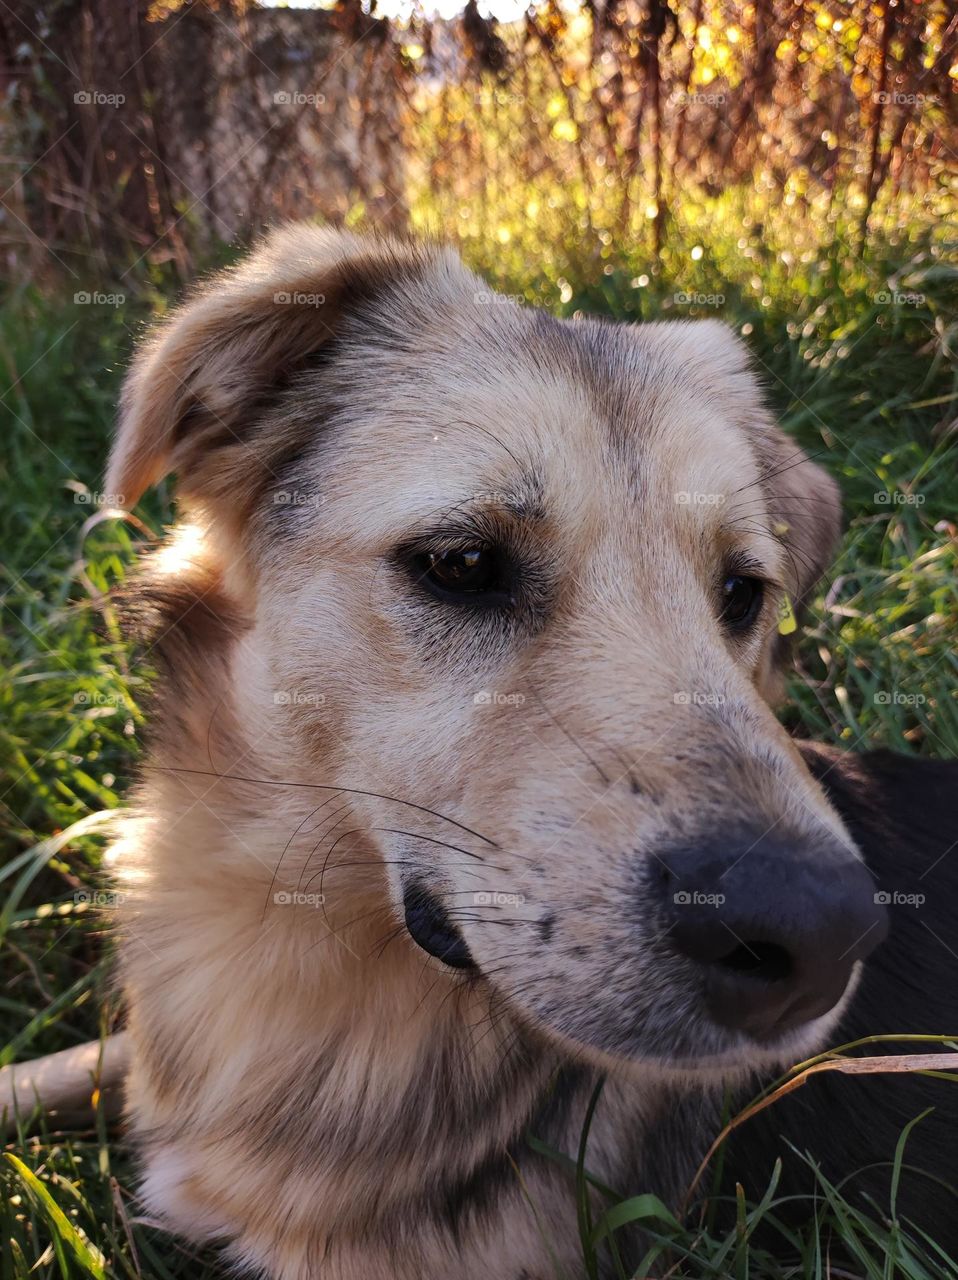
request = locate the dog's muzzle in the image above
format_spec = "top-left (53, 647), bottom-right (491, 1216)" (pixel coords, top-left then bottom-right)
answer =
top-left (657, 830), bottom-right (888, 1040)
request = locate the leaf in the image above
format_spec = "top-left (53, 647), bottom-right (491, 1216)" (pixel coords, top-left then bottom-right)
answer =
top-left (588, 1192), bottom-right (681, 1247)
top-left (4, 1153), bottom-right (106, 1279)
top-left (890, 1109), bottom-right (934, 1221)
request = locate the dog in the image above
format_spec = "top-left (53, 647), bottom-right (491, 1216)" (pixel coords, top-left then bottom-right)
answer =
top-left (105, 225), bottom-right (951, 1278)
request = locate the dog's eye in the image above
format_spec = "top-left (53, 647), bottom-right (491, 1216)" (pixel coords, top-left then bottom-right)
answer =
top-left (720, 575), bottom-right (764, 630)
top-left (417, 547), bottom-right (504, 599)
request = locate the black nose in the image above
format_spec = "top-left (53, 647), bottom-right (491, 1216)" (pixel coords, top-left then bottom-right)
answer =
top-left (658, 833), bottom-right (888, 1040)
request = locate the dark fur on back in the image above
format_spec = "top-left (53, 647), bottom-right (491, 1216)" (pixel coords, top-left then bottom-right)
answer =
top-left (705, 744), bottom-right (958, 1250)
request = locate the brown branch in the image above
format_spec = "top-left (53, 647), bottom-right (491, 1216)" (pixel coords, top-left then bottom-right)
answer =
top-left (1, 1034), bottom-right (129, 1135)
top-left (860, 0), bottom-right (897, 247)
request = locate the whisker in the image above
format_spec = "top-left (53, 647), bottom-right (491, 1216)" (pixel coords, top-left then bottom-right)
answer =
top-left (370, 921), bottom-right (412, 961)
top-left (304, 824), bottom-right (510, 906)
top-left (301, 902), bottom-right (392, 956)
top-left (528, 685), bottom-right (611, 786)
top-left (302, 846), bottom-right (489, 897)
top-left (370, 827), bottom-right (496, 863)
top-left (262, 792), bottom-right (345, 923)
top-left (723, 519), bottom-right (818, 584)
top-left (448, 417), bottom-right (526, 472)
top-left (297, 800), bottom-right (357, 896)
top-left (750, 491), bottom-right (842, 506)
top-left (738, 444), bottom-right (829, 493)
top-left (141, 765), bottom-right (499, 847)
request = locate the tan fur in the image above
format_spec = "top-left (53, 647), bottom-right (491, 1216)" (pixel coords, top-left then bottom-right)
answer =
top-left (107, 226), bottom-right (849, 1278)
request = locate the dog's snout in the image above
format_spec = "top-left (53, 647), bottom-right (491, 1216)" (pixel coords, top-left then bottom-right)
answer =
top-left (659, 834), bottom-right (888, 1041)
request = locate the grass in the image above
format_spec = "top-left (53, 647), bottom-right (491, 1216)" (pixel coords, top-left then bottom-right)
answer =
top-left (1, 205), bottom-right (956, 1277)
top-left (531, 1066), bottom-right (958, 1280)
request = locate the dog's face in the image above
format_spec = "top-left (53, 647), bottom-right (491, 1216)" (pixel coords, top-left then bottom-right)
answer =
top-left (109, 228), bottom-right (885, 1075)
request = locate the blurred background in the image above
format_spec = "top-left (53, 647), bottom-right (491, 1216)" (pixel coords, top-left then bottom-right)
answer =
top-left (3, 0), bottom-right (956, 271)
top-left (0, 2), bottom-right (956, 1274)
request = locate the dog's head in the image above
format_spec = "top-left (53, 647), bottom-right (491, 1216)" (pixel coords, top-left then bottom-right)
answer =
top-left (109, 227), bottom-right (886, 1073)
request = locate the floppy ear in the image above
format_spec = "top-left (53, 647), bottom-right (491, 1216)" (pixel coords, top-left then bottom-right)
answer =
top-left (759, 428), bottom-right (843, 609)
top-left (105, 225), bottom-right (442, 512)
top-left (668, 319), bottom-right (843, 701)
top-left (753, 423), bottom-right (843, 701)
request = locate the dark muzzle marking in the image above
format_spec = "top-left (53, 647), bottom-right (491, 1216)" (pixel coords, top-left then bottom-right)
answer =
top-left (403, 882), bottom-right (476, 970)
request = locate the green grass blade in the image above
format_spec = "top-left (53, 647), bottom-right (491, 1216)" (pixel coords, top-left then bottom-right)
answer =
top-left (4, 1153), bottom-right (106, 1280)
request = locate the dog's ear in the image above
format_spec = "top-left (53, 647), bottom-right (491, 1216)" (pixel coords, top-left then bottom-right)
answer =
top-left (759, 427), bottom-right (843, 608)
top-left (662, 320), bottom-right (842, 701)
top-left (106, 226), bottom-right (441, 512)
top-left (754, 421), bottom-right (843, 701)
top-left (732, 349), bottom-right (843, 703)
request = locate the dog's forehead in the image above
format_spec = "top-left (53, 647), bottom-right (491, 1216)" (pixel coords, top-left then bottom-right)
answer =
top-left (305, 297), bottom-right (764, 546)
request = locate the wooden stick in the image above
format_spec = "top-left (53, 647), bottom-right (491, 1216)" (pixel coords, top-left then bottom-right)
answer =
top-left (0, 1032), bottom-right (129, 1134)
